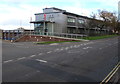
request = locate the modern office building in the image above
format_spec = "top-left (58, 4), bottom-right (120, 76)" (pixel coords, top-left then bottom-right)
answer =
top-left (31, 7), bottom-right (110, 36)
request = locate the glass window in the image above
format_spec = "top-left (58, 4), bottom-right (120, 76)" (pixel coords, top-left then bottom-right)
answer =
top-left (67, 17), bottom-right (75, 23)
top-left (78, 19), bottom-right (85, 24)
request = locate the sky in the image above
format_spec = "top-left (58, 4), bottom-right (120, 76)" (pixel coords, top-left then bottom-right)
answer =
top-left (0, 0), bottom-right (119, 30)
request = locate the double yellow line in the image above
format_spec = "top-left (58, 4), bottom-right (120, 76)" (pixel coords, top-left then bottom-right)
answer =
top-left (100, 62), bottom-right (120, 84)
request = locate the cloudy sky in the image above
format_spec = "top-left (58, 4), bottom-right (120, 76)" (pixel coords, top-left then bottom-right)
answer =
top-left (0, 0), bottom-right (119, 30)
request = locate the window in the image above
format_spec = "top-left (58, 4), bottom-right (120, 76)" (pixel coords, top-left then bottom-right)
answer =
top-left (78, 19), bottom-right (85, 24)
top-left (67, 17), bottom-right (75, 23)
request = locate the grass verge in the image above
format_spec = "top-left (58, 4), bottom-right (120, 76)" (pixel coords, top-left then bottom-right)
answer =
top-left (34, 40), bottom-right (81, 44)
top-left (83, 35), bottom-right (118, 40)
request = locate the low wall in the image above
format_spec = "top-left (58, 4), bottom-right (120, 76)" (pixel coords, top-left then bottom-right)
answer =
top-left (15, 35), bottom-right (80, 42)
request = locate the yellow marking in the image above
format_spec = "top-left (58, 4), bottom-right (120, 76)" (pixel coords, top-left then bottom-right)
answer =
top-left (100, 62), bottom-right (120, 84)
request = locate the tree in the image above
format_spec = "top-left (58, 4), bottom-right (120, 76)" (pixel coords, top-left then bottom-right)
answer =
top-left (98, 10), bottom-right (118, 34)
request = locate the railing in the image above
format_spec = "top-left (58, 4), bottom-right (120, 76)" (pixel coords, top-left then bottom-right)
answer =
top-left (24, 31), bottom-right (87, 39)
top-left (3, 31), bottom-right (87, 41)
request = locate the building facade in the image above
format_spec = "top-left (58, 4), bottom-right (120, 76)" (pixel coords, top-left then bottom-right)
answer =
top-left (30, 7), bottom-right (111, 36)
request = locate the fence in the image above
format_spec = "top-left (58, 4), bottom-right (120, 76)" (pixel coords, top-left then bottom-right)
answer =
top-left (2, 31), bottom-right (87, 40)
top-left (25, 31), bottom-right (87, 39)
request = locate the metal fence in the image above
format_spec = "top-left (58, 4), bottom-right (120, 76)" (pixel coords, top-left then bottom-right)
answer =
top-left (25, 31), bottom-right (87, 39)
top-left (2, 31), bottom-right (87, 40)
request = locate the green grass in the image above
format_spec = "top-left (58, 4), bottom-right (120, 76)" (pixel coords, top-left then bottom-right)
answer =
top-left (83, 35), bottom-right (118, 40)
top-left (34, 40), bottom-right (81, 44)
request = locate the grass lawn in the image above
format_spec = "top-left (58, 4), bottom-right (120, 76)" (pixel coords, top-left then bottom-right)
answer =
top-left (83, 35), bottom-right (118, 40)
top-left (34, 35), bottom-right (118, 44)
top-left (34, 40), bottom-right (81, 44)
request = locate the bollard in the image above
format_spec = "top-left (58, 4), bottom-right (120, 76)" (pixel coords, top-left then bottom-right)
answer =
top-left (37, 39), bottom-right (39, 42)
top-left (11, 40), bottom-right (13, 43)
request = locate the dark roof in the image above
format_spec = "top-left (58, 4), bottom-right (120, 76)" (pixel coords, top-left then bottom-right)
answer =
top-left (43, 7), bottom-right (66, 12)
top-left (35, 12), bottom-right (61, 15)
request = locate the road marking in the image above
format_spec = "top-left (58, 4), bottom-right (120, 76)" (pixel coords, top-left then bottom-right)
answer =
top-left (65, 47), bottom-right (69, 50)
top-left (80, 44), bottom-right (83, 46)
top-left (50, 43), bottom-right (59, 45)
top-left (39, 53), bottom-right (43, 55)
top-left (73, 45), bottom-right (78, 48)
top-left (60, 48), bottom-right (64, 51)
top-left (3, 60), bottom-right (13, 63)
top-left (100, 62), bottom-right (120, 84)
top-left (99, 48), bottom-right (102, 50)
top-left (83, 47), bottom-right (87, 49)
top-left (30, 55), bottom-right (36, 58)
top-left (36, 59), bottom-right (47, 63)
top-left (47, 51), bottom-right (52, 54)
top-left (54, 48), bottom-right (60, 52)
top-left (83, 47), bottom-right (92, 50)
top-left (17, 57), bottom-right (26, 60)
top-left (70, 46), bottom-right (73, 48)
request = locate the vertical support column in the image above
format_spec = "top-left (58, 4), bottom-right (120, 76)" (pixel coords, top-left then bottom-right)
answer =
top-left (8, 30), bottom-right (10, 40)
top-left (12, 30), bottom-right (14, 40)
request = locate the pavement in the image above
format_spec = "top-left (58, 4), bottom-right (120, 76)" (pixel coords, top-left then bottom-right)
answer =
top-left (2, 36), bottom-right (119, 82)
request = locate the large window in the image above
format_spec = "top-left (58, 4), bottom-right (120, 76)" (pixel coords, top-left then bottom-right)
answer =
top-left (67, 17), bottom-right (75, 23)
top-left (78, 19), bottom-right (85, 24)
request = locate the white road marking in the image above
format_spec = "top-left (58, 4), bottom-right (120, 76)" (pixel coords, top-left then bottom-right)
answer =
top-left (73, 45), bottom-right (77, 48)
top-left (36, 59), bottom-right (47, 63)
top-left (80, 44), bottom-right (83, 45)
top-left (54, 48), bottom-right (60, 52)
top-left (60, 48), bottom-right (64, 50)
top-left (83, 44), bottom-right (87, 45)
top-left (50, 43), bottom-right (59, 45)
top-left (17, 57), bottom-right (26, 60)
top-left (47, 51), bottom-right (52, 54)
top-left (39, 53), bottom-right (43, 55)
top-left (70, 46), bottom-right (73, 48)
top-left (99, 48), bottom-right (102, 50)
top-left (30, 55), bottom-right (36, 58)
top-left (65, 47), bottom-right (69, 50)
top-left (3, 60), bottom-right (13, 63)
top-left (83, 47), bottom-right (88, 49)
top-left (83, 47), bottom-right (92, 50)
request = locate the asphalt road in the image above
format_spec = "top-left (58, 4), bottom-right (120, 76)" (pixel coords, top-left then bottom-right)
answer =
top-left (2, 37), bottom-right (119, 82)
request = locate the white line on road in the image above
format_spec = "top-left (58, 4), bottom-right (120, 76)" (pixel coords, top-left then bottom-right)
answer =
top-left (3, 60), bottom-right (13, 63)
top-left (70, 46), bottom-right (73, 48)
top-left (60, 48), bottom-right (64, 51)
top-left (39, 53), bottom-right (43, 55)
top-left (47, 51), bottom-right (52, 54)
top-left (36, 59), bottom-right (47, 63)
top-left (30, 55), bottom-right (36, 58)
top-left (83, 44), bottom-right (87, 45)
top-left (17, 57), bottom-right (26, 60)
top-left (65, 47), bottom-right (69, 50)
top-left (83, 47), bottom-right (92, 50)
top-left (83, 47), bottom-right (88, 49)
top-left (80, 44), bottom-right (83, 46)
top-left (54, 48), bottom-right (60, 52)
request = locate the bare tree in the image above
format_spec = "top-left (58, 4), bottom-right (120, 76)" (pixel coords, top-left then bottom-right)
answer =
top-left (98, 10), bottom-right (118, 34)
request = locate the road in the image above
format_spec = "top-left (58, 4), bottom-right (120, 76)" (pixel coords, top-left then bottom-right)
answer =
top-left (2, 37), bottom-right (119, 82)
